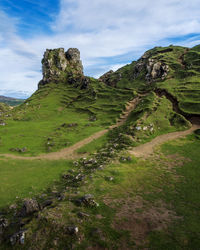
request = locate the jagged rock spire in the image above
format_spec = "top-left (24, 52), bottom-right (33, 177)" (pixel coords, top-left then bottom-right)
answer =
top-left (38, 48), bottom-right (84, 88)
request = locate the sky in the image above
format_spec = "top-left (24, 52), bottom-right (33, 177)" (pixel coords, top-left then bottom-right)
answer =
top-left (0, 0), bottom-right (200, 98)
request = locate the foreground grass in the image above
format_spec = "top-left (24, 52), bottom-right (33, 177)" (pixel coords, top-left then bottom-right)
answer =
top-left (85, 133), bottom-right (200, 249)
top-left (149, 134), bottom-right (200, 249)
top-left (1, 127), bottom-right (199, 249)
top-left (0, 158), bottom-right (72, 208)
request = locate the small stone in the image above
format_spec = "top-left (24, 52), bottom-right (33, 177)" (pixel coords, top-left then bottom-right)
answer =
top-left (97, 165), bottom-right (104, 170)
top-left (127, 156), bottom-right (132, 161)
top-left (120, 156), bottom-right (126, 162)
top-left (67, 226), bottom-right (79, 235)
top-left (77, 212), bottom-right (90, 218)
top-left (10, 230), bottom-right (26, 246)
top-left (62, 174), bottom-right (72, 179)
top-left (136, 126), bottom-right (142, 131)
top-left (41, 200), bottom-right (53, 209)
top-left (106, 176), bottom-right (114, 181)
top-left (150, 127), bottom-right (154, 132)
top-left (9, 204), bottom-right (17, 210)
top-left (0, 218), bottom-right (9, 234)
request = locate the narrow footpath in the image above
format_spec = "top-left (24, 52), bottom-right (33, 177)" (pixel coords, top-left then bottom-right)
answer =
top-left (0, 97), bottom-right (140, 160)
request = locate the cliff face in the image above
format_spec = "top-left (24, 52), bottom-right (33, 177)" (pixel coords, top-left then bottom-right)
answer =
top-left (38, 48), bottom-right (85, 88)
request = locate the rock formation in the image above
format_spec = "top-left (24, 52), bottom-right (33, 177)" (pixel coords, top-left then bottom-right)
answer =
top-left (99, 47), bottom-right (170, 87)
top-left (133, 51), bottom-right (169, 83)
top-left (146, 58), bottom-right (169, 82)
top-left (98, 70), bottom-right (117, 87)
top-left (38, 48), bottom-right (89, 88)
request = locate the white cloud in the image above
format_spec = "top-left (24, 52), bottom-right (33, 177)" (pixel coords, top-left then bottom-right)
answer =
top-left (1, 0), bottom-right (200, 97)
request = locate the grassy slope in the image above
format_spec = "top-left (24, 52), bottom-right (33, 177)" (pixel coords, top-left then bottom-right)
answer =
top-left (153, 46), bottom-right (200, 115)
top-left (0, 158), bottom-right (73, 208)
top-left (0, 80), bottom-right (133, 156)
top-left (105, 45), bottom-right (200, 115)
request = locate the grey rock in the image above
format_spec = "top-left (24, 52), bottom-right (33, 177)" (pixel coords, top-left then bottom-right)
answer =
top-left (66, 226), bottom-right (79, 235)
top-left (41, 200), bottom-right (53, 209)
top-left (10, 230), bottom-right (26, 245)
top-left (77, 212), bottom-right (90, 218)
top-left (38, 47), bottom-right (84, 88)
top-left (106, 176), bottom-right (114, 181)
top-left (21, 198), bottom-right (39, 216)
top-left (75, 194), bottom-right (99, 207)
top-left (9, 147), bottom-right (27, 153)
top-left (0, 218), bottom-right (8, 234)
top-left (9, 204), bottom-right (17, 210)
top-left (62, 174), bottom-right (73, 179)
top-left (146, 58), bottom-right (169, 82)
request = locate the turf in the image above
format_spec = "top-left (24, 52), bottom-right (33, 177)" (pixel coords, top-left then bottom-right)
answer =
top-left (0, 81), bottom-right (134, 156)
top-left (0, 158), bottom-right (73, 208)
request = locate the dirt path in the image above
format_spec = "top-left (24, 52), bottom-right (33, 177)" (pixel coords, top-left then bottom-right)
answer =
top-left (0, 97), bottom-right (140, 160)
top-left (129, 124), bottom-right (200, 158)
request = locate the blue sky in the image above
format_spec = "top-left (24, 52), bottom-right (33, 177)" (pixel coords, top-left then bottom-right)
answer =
top-left (0, 0), bottom-right (200, 98)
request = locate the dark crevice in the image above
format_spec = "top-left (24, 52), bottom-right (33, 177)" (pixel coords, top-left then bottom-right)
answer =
top-left (154, 88), bottom-right (200, 124)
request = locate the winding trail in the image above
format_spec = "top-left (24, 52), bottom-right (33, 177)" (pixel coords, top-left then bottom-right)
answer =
top-left (0, 97), bottom-right (140, 160)
top-left (1, 95), bottom-right (199, 161)
top-left (129, 123), bottom-right (200, 158)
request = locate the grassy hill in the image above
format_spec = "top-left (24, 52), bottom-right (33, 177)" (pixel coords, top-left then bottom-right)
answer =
top-left (0, 45), bottom-right (200, 249)
top-left (0, 96), bottom-right (24, 106)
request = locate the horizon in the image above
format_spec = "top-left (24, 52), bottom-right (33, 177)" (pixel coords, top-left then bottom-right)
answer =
top-left (1, 0), bottom-right (200, 98)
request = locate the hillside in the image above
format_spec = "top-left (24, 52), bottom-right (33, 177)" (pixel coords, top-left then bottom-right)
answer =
top-left (0, 45), bottom-right (200, 249)
top-left (0, 96), bottom-right (24, 106)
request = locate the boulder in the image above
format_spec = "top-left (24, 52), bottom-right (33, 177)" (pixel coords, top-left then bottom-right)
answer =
top-left (0, 218), bottom-right (8, 235)
top-left (75, 194), bottom-right (99, 207)
top-left (10, 230), bottom-right (26, 245)
top-left (20, 198), bottom-right (39, 216)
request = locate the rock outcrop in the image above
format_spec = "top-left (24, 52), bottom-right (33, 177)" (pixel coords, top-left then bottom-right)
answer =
top-left (99, 48), bottom-right (170, 87)
top-left (146, 59), bottom-right (169, 82)
top-left (133, 51), bottom-right (169, 83)
top-left (38, 48), bottom-right (88, 88)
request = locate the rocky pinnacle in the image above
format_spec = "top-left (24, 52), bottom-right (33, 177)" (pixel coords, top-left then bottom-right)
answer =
top-left (38, 48), bottom-right (84, 87)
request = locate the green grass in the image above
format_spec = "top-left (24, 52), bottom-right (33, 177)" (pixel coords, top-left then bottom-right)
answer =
top-left (100, 44), bottom-right (200, 115)
top-left (0, 81), bottom-right (134, 156)
top-left (0, 158), bottom-right (72, 208)
top-left (76, 132), bottom-right (108, 154)
top-left (81, 133), bottom-right (200, 249)
top-left (148, 134), bottom-right (200, 249)
top-left (124, 92), bottom-right (190, 146)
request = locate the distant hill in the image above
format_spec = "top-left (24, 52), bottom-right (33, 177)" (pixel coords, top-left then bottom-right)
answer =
top-left (0, 95), bottom-right (24, 106)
